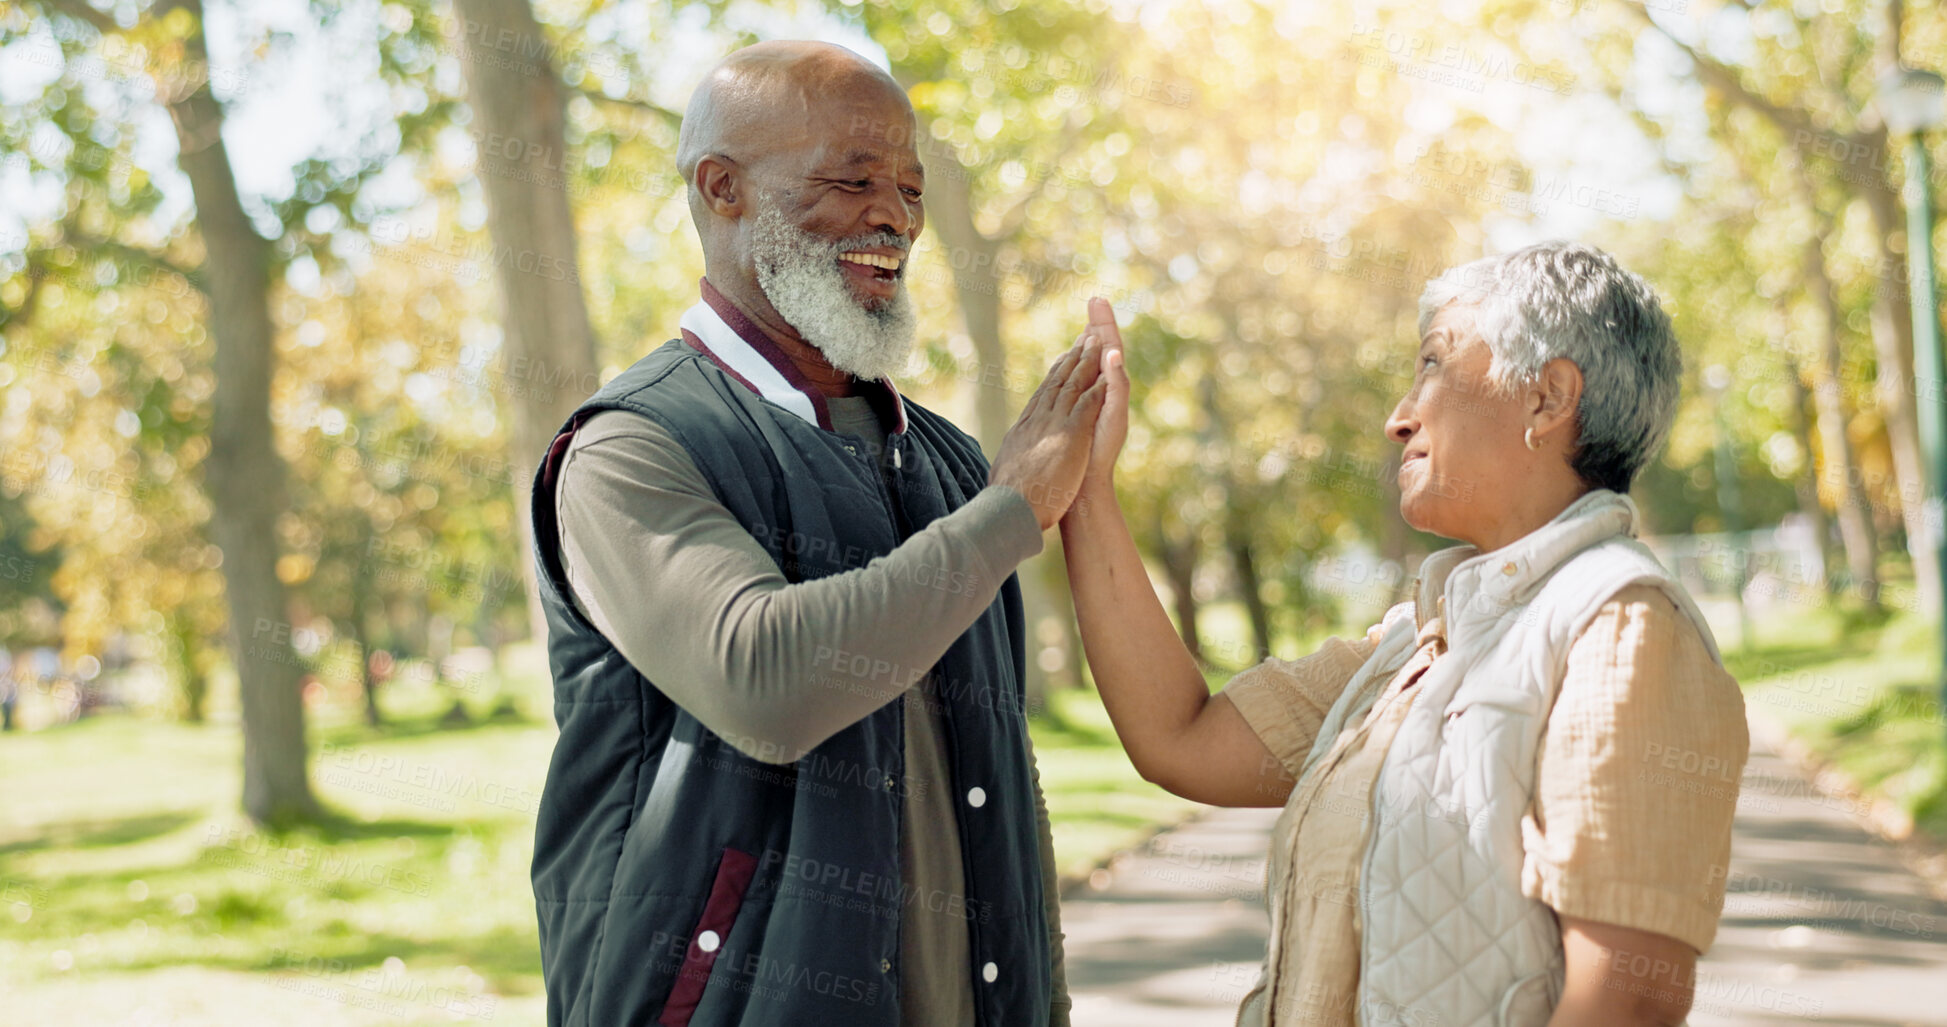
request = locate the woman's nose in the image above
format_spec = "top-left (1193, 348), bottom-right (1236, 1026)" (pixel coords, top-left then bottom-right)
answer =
top-left (1385, 398), bottom-right (1417, 445)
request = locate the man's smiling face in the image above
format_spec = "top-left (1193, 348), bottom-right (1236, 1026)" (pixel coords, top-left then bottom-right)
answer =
top-left (752, 85), bottom-right (925, 311)
top-left (679, 42), bottom-right (934, 380)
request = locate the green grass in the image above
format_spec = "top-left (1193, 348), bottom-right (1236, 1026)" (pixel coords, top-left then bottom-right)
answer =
top-left (0, 643), bottom-right (1199, 1025)
top-left (1030, 688), bottom-right (1204, 882)
top-left (1719, 596), bottom-right (1947, 841)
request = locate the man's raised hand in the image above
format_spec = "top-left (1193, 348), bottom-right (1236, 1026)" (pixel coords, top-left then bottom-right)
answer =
top-left (989, 331), bottom-right (1109, 531)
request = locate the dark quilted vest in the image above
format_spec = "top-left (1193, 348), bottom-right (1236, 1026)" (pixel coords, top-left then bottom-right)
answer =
top-left (529, 338), bottom-right (1049, 1027)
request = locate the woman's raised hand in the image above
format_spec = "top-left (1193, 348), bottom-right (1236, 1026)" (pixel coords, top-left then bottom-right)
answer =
top-left (1077, 296), bottom-right (1129, 500)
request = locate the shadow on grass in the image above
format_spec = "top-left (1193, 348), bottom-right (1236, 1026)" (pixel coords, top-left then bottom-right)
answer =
top-left (1723, 638), bottom-right (1873, 686)
top-left (296, 809), bottom-right (467, 843)
top-left (105, 923), bottom-right (547, 995)
top-left (0, 808), bottom-right (205, 857)
top-left (10, 806), bottom-right (546, 990)
top-left (1828, 680), bottom-right (1944, 738)
top-left (1032, 704), bottom-right (1121, 749)
top-left (1058, 809), bottom-right (1174, 831)
top-left (312, 707), bottom-right (539, 750)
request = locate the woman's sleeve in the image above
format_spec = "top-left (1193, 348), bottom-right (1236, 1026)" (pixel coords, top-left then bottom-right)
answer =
top-left (1521, 583), bottom-right (1750, 953)
top-left (1220, 628), bottom-right (1380, 778)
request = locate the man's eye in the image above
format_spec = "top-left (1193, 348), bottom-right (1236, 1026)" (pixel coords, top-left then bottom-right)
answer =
top-left (1420, 354), bottom-right (1437, 371)
top-left (846, 179), bottom-right (872, 190)
top-left (902, 187), bottom-right (922, 200)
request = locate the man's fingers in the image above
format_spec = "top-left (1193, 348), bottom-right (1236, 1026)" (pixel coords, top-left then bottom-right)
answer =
top-left (1067, 330), bottom-right (1106, 394)
top-left (1054, 336), bottom-right (1100, 415)
top-left (1072, 374), bottom-right (1110, 422)
top-left (1025, 344), bottom-right (1082, 421)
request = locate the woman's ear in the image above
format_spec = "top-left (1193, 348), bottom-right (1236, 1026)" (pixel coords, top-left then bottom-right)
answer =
top-left (1532, 357), bottom-right (1583, 439)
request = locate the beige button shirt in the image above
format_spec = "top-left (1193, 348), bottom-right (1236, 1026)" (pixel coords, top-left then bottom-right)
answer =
top-left (1224, 584), bottom-right (1748, 1025)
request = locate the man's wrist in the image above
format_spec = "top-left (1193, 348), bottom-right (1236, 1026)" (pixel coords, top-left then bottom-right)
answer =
top-left (972, 484), bottom-right (1047, 563)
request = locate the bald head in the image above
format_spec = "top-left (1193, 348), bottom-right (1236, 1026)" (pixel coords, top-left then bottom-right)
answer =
top-left (677, 41), bottom-right (910, 183)
top-left (676, 41), bottom-right (927, 367)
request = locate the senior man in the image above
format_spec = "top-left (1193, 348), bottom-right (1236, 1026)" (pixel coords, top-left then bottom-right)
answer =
top-left (528, 40), bottom-right (1100, 1027)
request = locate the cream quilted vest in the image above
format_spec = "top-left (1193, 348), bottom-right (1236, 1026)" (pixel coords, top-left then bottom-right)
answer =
top-left (1244, 489), bottom-right (1721, 1026)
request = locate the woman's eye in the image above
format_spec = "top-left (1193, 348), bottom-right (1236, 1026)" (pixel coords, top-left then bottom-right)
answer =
top-left (1420, 354), bottom-right (1437, 372)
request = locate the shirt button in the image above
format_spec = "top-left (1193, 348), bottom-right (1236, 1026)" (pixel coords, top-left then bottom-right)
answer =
top-left (966, 786), bottom-right (987, 808)
top-left (1501, 561), bottom-right (1517, 576)
top-left (697, 930), bottom-right (720, 953)
top-left (880, 958), bottom-right (892, 973)
top-left (982, 961), bottom-right (998, 983)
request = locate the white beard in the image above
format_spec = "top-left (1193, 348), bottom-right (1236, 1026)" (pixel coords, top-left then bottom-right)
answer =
top-left (749, 202), bottom-right (917, 382)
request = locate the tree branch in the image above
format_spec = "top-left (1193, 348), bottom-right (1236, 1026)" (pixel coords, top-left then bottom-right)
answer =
top-left (994, 111), bottom-right (1090, 241)
top-left (34, 0), bottom-right (118, 35)
top-left (1628, 3), bottom-right (1845, 146)
top-left (0, 262), bottom-right (48, 333)
top-left (63, 230), bottom-right (207, 294)
top-left (570, 84), bottom-right (684, 131)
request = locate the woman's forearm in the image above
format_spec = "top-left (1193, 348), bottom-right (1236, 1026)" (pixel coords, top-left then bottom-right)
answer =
top-left (1058, 480), bottom-right (1223, 793)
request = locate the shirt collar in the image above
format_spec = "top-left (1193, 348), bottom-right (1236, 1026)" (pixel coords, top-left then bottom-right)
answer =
top-left (1412, 489), bottom-right (1641, 639)
top-left (678, 277), bottom-right (908, 435)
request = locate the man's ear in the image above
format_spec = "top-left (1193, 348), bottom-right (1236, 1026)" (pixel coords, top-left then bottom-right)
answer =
top-left (693, 154), bottom-right (745, 218)
top-left (1532, 357), bottom-right (1583, 438)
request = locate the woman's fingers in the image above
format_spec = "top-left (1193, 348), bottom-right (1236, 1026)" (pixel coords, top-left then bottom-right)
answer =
top-left (1087, 296), bottom-right (1124, 353)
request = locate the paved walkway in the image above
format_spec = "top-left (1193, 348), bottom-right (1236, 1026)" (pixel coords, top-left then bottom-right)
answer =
top-left (1063, 715), bottom-right (1947, 1026)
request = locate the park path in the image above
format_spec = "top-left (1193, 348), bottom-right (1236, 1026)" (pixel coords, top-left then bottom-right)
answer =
top-left (1061, 712), bottom-right (1947, 1027)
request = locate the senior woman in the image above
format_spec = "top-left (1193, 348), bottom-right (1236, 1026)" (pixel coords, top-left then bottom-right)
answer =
top-left (1062, 241), bottom-right (1747, 1027)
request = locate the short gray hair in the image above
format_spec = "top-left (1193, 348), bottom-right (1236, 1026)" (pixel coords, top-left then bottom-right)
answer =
top-left (1417, 241), bottom-right (1681, 493)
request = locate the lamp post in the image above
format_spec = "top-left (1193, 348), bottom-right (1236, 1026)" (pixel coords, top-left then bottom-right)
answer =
top-left (1877, 67), bottom-right (1946, 720)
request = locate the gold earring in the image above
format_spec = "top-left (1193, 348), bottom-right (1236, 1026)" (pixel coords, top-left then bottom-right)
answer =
top-left (1524, 427), bottom-right (1542, 451)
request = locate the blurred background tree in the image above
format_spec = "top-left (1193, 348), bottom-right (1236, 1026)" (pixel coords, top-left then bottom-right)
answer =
top-left (0, 0), bottom-right (1941, 812)
top-left (3, 0), bottom-right (1946, 1020)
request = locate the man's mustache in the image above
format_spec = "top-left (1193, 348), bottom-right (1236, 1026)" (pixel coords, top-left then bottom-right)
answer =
top-left (823, 231), bottom-right (911, 258)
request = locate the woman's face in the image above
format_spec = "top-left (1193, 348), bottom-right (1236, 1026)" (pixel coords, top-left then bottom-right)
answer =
top-left (1384, 303), bottom-right (1537, 547)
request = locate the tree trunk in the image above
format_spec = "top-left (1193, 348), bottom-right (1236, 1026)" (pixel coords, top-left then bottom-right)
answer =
top-left (913, 118), bottom-right (1011, 454)
top-left (1778, 344), bottom-right (1837, 594)
top-left (349, 583), bottom-right (382, 727)
top-left (1803, 227), bottom-right (1883, 608)
top-left (1228, 532), bottom-right (1272, 667)
top-left (166, 610), bottom-right (208, 723)
top-left (1862, 0), bottom-right (1940, 613)
top-left (1866, 286), bottom-right (1935, 607)
top-left (157, 0), bottom-right (316, 824)
top-left (914, 123), bottom-right (1076, 700)
top-left (1153, 506), bottom-right (1203, 662)
top-left (450, 0), bottom-right (602, 647)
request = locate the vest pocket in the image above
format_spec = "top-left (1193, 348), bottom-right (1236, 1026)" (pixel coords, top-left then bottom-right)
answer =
top-left (656, 846), bottom-right (759, 1027)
